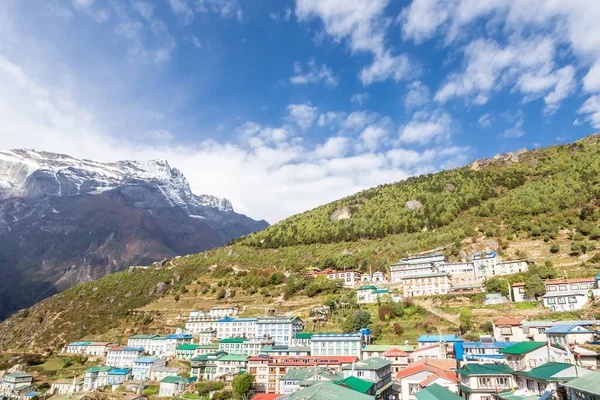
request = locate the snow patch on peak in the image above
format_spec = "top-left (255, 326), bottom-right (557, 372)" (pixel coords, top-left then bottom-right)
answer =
top-left (0, 149), bottom-right (234, 213)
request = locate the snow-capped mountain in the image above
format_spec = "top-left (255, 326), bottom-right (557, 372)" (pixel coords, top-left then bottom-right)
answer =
top-left (0, 149), bottom-right (268, 320)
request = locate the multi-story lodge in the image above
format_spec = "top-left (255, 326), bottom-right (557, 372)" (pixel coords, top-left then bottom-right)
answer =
top-left (401, 273), bottom-right (451, 297)
top-left (184, 314), bottom-right (222, 334)
top-left (511, 277), bottom-right (598, 302)
top-left (341, 357), bottom-right (394, 399)
top-left (218, 337), bottom-right (275, 356)
top-left (216, 318), bottom-right (258, 339)
top-left (472, 252), bottom-right (500, 278)
top-left (390, 254), bottom-right (446, 282)
top-left (309, 270), bottom-right (362, 288)
top-left (256, 316), bottom-right (304, 346)
top-left (493, 318), bottom-right (600, 343)
top-left (106, 346), bottom-right (144, 369)
top-left (247, 355), bottom-right (358, 394)
top-left (456, 363), bottom-right (515, 400)
top-left (310, 333), bottom-right (363, 358)
top-left (209, 306), bottom-right (239, 318)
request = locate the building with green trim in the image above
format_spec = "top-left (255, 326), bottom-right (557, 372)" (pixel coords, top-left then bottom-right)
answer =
top-left (279, 367), bottom-right (343, 395)
top-left (414, 383), bottom-right (462, 400)
top-left (280, 382), bottom-right (375, 400)
top-left (563, 370), bottom-right (600, 400)
top-left (456, 363), bottom-right (515, 400)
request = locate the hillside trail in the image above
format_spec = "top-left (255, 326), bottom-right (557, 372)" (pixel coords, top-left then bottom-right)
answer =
top-left (413, 298), bottom-right (460, 326)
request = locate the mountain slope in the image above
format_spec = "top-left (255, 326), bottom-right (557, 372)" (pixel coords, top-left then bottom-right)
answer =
top-left (0, 150), bottom-right (268, 319)
top-left (2, 136), bottom-right (600, 352)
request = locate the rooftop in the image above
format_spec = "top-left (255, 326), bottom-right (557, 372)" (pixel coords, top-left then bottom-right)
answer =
top-left (562, 371), bottom-right (600, 395)
top-left (363, 344), bottom-right (417, 352)
top-left (341, 357), bottom-right (391, 371)
top-left (522, 320), bottom-right (599, 328)
top-left (357, 285), bottom-right (378, 291)
top-left (455, 363), bottom-right (513, 376)
top-left (294, 333), bottom-right (315, 339)
top-left (401, 273), bottom-right (450, 279)
top-left (161, 375), bottom-right (187, 384)
top-left (218, 354), bottom-right (249, 362)
top-left (335, 376), bottom-right (374, 394)
top-left (86, 366), bottom-right (112, 373)
top-left (134, 357), bottom-right (162, 363)
top-left (545, 324), bottom-right (593, 334)
top-left (542, 290), bottom-right (588, 298)
top-left (514, 362), bottom-right (578, 381)
top-left (283, 382), bottom-right (375, 400)
top-left (177, 344), bottom-right (201, 350)
top-left (499, 342), bottom-right (546, 355)
top-left (108, 368), bottom-right (131, 375)
top-left (494, 318), bottom-right (524, 326)
top-left (418, 334), bottom-right (463, 343)
top-left (414, 384), bottom-right (462, 400)
top-left (128, 334), bottom-right (158, 339)
top-left (219, 338), bottom-right (248, 343)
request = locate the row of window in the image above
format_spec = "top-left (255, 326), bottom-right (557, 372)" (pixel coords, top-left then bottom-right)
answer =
top-left (546, 296), bottom-right (578, 304)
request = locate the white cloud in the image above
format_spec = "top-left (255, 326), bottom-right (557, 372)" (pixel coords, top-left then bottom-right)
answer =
top-left (501, 118), bottom-right (525, 138)
top-left (478, 113), bottom-right (492, 128)
top-left (314, 136), bottom-right (351, 158)
top-left (342, 111), bottom-right (378, 131)
top-left (583, 62), bottom-right (600, 93)
top-left (290, 59), bottom-right (338, 87)
top-left (351, 93), bottom-right (369, 106)
top-left (287, 104), bottom-right (318, 130)
top-left (295, 0), bottom-right (411, 85)
top-left (185, 35), bottom-right (202, 49)
top-left (318, 111), bottom-right (346, 128)
top-left (358, 125), bottom-right (388, 152)
top-left (578, 95), bottom-right (600, 129)
top-left (398, 110), bottom-right (454, 145)
top-left (404, 81), bottom-right (430, 110)
top-left (168, 0), bottom-right (242, 22)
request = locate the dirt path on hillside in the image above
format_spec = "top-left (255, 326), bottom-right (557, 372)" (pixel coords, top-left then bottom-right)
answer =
top-left (413, 298), bottom-right (460, 326)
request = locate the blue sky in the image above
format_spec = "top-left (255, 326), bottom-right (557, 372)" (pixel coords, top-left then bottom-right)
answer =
top-left (1, 0), bottom-right (600, 222)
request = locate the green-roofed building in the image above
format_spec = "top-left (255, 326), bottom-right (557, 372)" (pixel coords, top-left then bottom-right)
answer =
top-left (499, 342), bottom-right (574, 372)
top-left (219, 337), bottom-right (275, 356)
top-left (159, 376), bottom-right (187, 397)
top-left (414, 383), bottom-right (462, 400)
top-left (215, 354), bottom-right (248, 382)
top-left (292, 332), bottom-right (315, 346)
top-left (1, 371), bottom-right (33, 398)
top-left (280, 368), bottom-right (344, 395)
top-left (336, 376), bottom-right (375, 395)
top-left (563, 370), bottom-right (600, 400)
top-left (497, 390), bottom-right (541, 400)
top-left (513, 362), bottom-right (592, 398)
top-left (362, 344), bottom-right (417, 359)
top-left (176, 343), bottom-right (201, 360)
top-left (191, 351), bottom-right (226, 381)
top-left (342, 358), bottom-right (393, 399)
top-left (261, 346), bottom-right (311, 356)
top-left (456, 364), bottom-right (515, 400)
top-left (83, 366), bottom-right (112, 391)
top-left (282, 382), bottom-right (375, 400)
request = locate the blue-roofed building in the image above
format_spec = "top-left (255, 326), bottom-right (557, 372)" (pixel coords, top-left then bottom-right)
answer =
top-left (310, 333), bottom-right (363, 358)
top-left (216, 317), bottom-right (258, 339)
top-left (107, 368), bottom-right (132, 386)
top-left (546, 324), bottom-right (596, 347)
top-left (418, 335), bottom-right (464, 349)
top-left (455, 336), bottom-right (515, 366)
top-left (64, 341), bottom-right (91, 354)
top-left (106, 345), bottom-right (145, 369)
top-left (133, 357), bottom-right (166, 381)
top-left (256, 316), bottom-right (304, 346)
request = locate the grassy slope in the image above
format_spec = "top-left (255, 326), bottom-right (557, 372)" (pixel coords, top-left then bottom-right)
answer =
top-left (2, 136), bottom-right (600, 353)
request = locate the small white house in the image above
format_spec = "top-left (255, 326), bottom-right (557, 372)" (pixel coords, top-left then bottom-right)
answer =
top-left (159, 376), bottom-right (187, 397)
top-left (542, 291), bottom-right (588, 311)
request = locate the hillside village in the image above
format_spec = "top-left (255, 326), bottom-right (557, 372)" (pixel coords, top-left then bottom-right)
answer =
top-left (2, 251), bottom-right (600, 400)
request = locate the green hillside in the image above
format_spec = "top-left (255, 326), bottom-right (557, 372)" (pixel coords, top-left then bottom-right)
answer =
top-left (2, 135), bottom-right (600, 355)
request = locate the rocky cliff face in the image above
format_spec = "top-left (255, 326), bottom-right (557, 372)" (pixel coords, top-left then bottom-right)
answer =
top-left (0, 149), bottom-right (268, 319)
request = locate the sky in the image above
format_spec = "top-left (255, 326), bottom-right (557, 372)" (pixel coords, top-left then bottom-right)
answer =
top-left (1, 0), bottom-right (599, 223)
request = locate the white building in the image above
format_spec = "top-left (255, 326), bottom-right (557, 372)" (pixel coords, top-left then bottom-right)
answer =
top-left (216, 317), bottom-right (257, 339)
top-left (546, 324), bottom-right (596, 347)
top-left (0, 372), bottom-right (33, 399)
top-left (209, 306), bottom-right (239, 318)
top-left (390, 254), bottom-right (445, 282)
top-left (322, 270), bottom-right (362, 288)
top-left (498, 259), bottom-right (528, 275)
top-left (500, 342), bottom-right (574, 371)
top-left (83, 366), bottom-right (111, 391)
top-left (356, 286), bottom-right (402, 304)
top-left (132, 357), bottom-right (166, 381)
top-left (215, 354), bottom-right (249, 382)
top-left (473, 252), bottom-right (500, 278)
top-left (512, 277), bottom-right (598, 302)
top-left (401, 273), bottom-right (451, 297)
top-left (86, 342), bottom-right (111, 357)
top-left (150, 367), bottom-right (180, 381)
top-left (542, 291), bottom-right (589, 311)
top-left (198, 329), bottom-right (217, 345)
top-left (456, 363), bottom-right (514, 400)
top-left (159, 376), bottom-right (186, 397)
top-left (185, 314), bottom-right (222, 334)
top-left (106, 346), bottom-right (144, 369)
top-left (50, 378), bottom-right (83, 395)
top-left (437, 261), bottom-right (475, 277)
top-left (64, 341), bottom-right (91, 354)
top-left (361, 272), bottom-right (388, 283)
top-left (310, 333), bottom-right (363, 358)
top-left (256, 316), bottom-right (304, 346)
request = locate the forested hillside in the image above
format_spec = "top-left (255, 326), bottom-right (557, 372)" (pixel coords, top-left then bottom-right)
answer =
top-left (239, 138), bottom-right (600, 248)
top-left (2, 135), bottom-right (600, 355)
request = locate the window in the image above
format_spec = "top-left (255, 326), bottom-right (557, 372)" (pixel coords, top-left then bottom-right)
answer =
top-left (548, 286), bottom-right (557, 292)
top-left (568, 296), bottom-right (577, 304)
top-left (538, 328), bottom-right (545, 334)
top-left (496, 377), bottom-right (509, 387)
top-left (559, 285), bottom-right (567, 291)
top-left (408, 384), bottom-right (421, 394)
top-left (478, 377), bottom-right (492, 388)
top-left (570, 285), bottom-right (579, 290)
top-left (558, 297), bottom-right (566, 304)
top-left (547, 298), bottom-right (556, 305)
top-left (522, 327), bottom-right (530, 334)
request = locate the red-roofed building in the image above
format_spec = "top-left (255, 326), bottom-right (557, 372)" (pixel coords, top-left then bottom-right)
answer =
top-left (382, 349), bottom-right (410, 373)
top-left (247, 356), bottom-right (358, 394)
top-left (251, 394), bottom-right (281, 400)
top-left (511, 277), bottom-right (598, 302)
top-left (395, 360), bottom-right (457, 400)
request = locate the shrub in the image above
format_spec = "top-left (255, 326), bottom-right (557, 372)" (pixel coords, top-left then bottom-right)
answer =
top-left (392, 323), bottom-right (404, 335)
top-left (550, 244), bottom-right (560, 253)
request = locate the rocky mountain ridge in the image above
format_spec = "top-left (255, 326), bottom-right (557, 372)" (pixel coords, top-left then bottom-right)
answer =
top-left (0, 149), bottom-right (268, 320)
